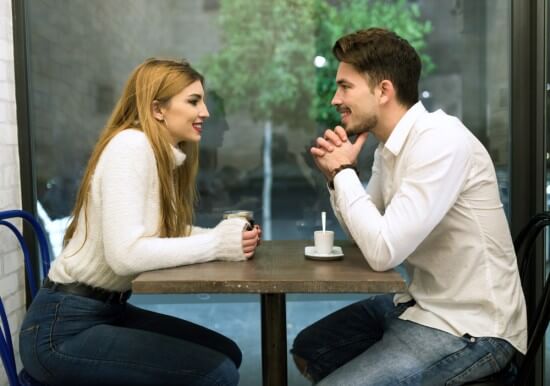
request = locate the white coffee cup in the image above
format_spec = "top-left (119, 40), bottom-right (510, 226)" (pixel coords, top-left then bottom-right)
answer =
top-left (314, 230), bottom-right (334, 254)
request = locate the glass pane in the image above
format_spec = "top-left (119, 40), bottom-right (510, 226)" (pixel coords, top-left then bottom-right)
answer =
top-left (545, 0), bottom-right (550, 384)
top-left (26, 0), bottom-right (511, 384)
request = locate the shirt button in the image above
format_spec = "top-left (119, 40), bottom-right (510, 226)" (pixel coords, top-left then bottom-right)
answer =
top-left (470, 337), bottom-right (476, 343)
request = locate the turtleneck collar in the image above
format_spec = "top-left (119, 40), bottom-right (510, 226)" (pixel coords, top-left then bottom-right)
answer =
top-left (171, 145), bottom-right (187, 167)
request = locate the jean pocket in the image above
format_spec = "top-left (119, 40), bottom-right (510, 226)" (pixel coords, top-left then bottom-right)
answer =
top-left (19, 325), bottom-right (52, 382)
top-left (445, 352), bottom-right (500, 386)
top-left (484, 337), bottom-right (516, 365)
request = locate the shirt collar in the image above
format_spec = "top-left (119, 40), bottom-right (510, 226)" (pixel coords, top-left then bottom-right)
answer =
top-left (384, 101), bottom-right (427, 156)
top-left (171, 145), bottom-right (187, 167)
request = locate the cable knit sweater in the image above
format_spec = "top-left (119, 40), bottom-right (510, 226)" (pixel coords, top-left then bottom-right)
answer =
top-left (48, 129), bottom-right (248, 291)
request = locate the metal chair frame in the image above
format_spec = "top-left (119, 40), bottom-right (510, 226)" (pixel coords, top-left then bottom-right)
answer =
top-left (0, 209), bottom-right (50, 386)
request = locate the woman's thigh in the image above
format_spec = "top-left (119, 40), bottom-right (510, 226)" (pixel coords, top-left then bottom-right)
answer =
top-left (119, 303), bottom-right (242, 367)
top-left (21, 291), bottom-right (239, 386)
top-left (46, 323), bottom-right (239, 386)
top-left (317, 318), bottom-right (515, 386)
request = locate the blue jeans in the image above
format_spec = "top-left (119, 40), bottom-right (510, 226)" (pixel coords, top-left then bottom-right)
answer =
top-left (291, 294), bottom-right (516, 385)
top-left (19, 288), bottom-right (241, 385)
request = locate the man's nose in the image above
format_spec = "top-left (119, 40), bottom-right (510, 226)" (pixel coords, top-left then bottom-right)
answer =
top-left (331, 92), bottom-right (341, 106)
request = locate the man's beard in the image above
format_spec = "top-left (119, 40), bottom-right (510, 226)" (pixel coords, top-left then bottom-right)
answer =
top-left (344, 114), bottom-right (378, 136)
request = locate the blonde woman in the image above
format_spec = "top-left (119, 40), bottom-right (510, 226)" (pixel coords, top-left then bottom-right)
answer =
top-left (19, 59), bottom-right (260, 385)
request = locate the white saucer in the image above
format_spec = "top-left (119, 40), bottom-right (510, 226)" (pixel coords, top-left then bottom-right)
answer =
top-left (304, 246), bottom-right (344, 261)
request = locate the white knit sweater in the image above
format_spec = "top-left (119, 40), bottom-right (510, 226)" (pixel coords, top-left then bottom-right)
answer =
top-left (48, 129), bottom-right (248, 291)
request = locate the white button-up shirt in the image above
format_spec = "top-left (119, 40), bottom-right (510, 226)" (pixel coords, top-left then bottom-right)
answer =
top-left (330, 101), bottom-right (527, 353)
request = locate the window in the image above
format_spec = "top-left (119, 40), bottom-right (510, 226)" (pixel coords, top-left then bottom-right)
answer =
top-left (25, 1), bottom-right (512, 384)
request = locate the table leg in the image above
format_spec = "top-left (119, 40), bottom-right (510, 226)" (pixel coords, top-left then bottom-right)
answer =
top-left (261, 293), bottom-right (287, 386)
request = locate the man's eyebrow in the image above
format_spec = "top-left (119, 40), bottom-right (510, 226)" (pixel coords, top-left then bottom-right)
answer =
top-left (336, 79), bottom-right (351, 86)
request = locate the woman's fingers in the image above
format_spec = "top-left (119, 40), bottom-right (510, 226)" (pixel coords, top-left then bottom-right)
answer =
top-left (243, 237), bottom-right (258, 248)
top-left (243, 228), bottom-right (258, 240)
top-left (243, 228), bottom-right (259, 252)
top-left (244, 251), bottom-right (255, 259)
top-left (242, 225), bottom-right (263, 257)
top-left (256, 225), bottom-right (262, 245)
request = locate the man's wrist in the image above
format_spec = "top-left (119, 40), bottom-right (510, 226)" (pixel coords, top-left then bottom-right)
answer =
top-left (328, 164), bottom-right (359, 190)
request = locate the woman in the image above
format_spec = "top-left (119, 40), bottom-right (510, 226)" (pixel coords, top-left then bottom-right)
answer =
top-left (19, 58), bottom-right (260, 385)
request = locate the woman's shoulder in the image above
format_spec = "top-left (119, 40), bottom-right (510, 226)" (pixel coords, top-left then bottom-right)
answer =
top-left (104, 129), bottom-right (154, 156)
top-left (108, 129), bottom-right (150, 149)
top-left (100, 129), bottom-right (155, 167)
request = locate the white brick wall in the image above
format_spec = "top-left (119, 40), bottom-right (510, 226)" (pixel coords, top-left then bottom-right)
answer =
top-left (0, 0), bottom-right (25, 385)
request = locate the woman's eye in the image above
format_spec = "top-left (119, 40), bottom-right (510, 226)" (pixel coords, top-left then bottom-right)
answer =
top-left (188, 99), bottom-right (199, 106)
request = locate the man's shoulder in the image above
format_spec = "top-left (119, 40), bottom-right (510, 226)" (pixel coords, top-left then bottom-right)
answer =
top-left (415, 109), bottom-right (464, 132)
top-left (408, 110), bottom-right (474, 158)
top-left (410, 109), bottom-right (470, 145)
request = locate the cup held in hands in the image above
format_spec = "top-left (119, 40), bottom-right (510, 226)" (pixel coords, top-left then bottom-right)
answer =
top-left (223, 210), bottom-right (255, 230)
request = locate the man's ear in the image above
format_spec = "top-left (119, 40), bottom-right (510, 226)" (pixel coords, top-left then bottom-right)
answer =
top-left (377, 80), bottom-right (395, 105)
top-left (151, 100), bottom-right (164, 121)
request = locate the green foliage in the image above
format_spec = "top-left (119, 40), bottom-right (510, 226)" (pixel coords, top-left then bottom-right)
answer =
top-left (201, 0), bottom-right (433, 129)
top-left (200, 0), bottom-right (317, 129)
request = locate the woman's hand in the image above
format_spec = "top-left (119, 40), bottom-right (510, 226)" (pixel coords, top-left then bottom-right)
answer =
top-left (242, 224), bottom-right (262, 259)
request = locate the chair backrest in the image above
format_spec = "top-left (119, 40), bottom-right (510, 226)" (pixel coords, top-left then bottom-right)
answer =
top-left (0, 210), bottom-right (51, 299)
top-left (0, 296), bottom-right (20, 386)
top-left (512, 211), bottom-right (550, 385)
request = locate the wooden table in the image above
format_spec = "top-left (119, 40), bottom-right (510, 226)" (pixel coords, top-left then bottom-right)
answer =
top-left (132, 240), bottom-right (406, 386)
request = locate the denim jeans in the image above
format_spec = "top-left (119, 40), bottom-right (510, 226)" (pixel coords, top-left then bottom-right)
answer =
top-left (19, 288), bottom-right (241, 385)
top-left (291, 294), bottom-right (516, 385)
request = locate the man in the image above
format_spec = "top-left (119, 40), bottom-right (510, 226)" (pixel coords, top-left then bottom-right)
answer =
top-left (291, 28), bottom-right (526, 385)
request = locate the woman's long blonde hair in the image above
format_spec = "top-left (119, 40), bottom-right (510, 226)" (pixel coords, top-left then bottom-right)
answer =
top-left (63, 58), bottom-right (202, 246)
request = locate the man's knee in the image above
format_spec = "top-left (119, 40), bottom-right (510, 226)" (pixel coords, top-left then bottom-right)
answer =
top-left (292, 353), bottom-right (314, 381)
top-left (291, 331), bottom-right (310, 377)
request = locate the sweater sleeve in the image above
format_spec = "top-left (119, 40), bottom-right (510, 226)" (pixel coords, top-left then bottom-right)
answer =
top-left (97, 133), bottom-right (247, 276)
top-left (190, 225), bottom-right (212, 235)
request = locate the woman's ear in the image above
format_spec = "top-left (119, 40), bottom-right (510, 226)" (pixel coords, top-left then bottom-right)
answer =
top-left (151, 100), bottom-right (164, 121)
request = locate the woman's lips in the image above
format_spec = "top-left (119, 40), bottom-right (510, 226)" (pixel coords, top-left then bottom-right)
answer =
top-left (192, 123), bottom-right (202, 133)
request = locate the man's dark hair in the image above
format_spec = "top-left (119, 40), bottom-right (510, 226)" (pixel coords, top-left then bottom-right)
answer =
top-left (332, 28), bottom-right (421, 107)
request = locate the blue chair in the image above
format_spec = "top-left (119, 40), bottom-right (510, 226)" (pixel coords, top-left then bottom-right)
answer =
top-left (467, 211), bottom-right (550, 385)
top-left (0, 210), bottom-right (51, 299)
top-left (0, 209), bottom-right (50, 386)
